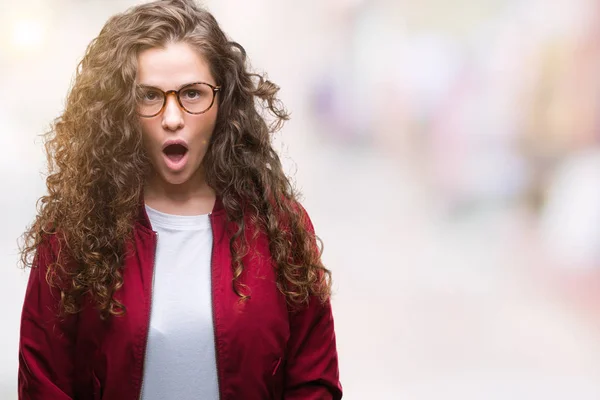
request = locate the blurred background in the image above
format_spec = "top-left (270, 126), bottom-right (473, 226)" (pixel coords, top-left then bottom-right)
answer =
top-left (2, 0), bottom-right (600, 398)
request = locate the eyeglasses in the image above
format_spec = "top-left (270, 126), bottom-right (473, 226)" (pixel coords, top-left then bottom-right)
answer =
top-left (136, 82), bottom-right (221, 118)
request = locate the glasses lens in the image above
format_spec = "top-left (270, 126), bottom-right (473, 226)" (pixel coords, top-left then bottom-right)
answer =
top-left (179, 83), bottom-right (214, 114)
top-left (137, 87), bottom-right (164, 117)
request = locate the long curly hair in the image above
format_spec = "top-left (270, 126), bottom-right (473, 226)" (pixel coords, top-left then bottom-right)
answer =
top-left (18, 0), bottom-right (332, 319)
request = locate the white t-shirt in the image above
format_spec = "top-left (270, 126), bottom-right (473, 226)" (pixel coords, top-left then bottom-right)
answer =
top-left (140, 204), bottom-right (219, 400)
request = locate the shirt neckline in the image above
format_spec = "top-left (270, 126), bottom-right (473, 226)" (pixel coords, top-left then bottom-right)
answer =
top-left (144, 203), bottom-right (210, 230)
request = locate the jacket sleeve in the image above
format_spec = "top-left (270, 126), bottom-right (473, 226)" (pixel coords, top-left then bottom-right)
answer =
top-left (19, 237), bottom-right (77, 399)
top-left (284, 296), bottom-right (343, 400)
top-left (283, 205), bottom-right (343, 400)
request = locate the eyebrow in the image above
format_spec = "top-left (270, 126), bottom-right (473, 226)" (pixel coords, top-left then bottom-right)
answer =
top-left (137, 81), bottom-right (209, 91)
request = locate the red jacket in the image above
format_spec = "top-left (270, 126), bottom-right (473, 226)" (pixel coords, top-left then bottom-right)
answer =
top-left (18, 197), bottom-right (342, 399)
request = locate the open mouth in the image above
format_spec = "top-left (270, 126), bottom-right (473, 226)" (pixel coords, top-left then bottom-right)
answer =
top-left (163, 143), bottom-right (188, 163)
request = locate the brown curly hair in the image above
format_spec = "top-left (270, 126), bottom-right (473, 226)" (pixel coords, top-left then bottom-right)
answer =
top-left (18, 0), bottom-right (332, 319)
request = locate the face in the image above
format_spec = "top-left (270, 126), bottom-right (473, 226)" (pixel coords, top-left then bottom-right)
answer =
top-left (136, 41), bottom-right (218, 189)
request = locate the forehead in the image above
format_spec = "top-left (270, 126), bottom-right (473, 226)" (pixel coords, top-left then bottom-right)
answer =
top-left (136, 41), bottom-right (215, 89)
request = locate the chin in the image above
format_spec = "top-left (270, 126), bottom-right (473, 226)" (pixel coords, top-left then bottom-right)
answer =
top-left (161, 173), bottom-right (191, 186)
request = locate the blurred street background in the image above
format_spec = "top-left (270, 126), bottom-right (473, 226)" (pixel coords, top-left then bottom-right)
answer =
top-left (2, 0), bottom-right (600, 398)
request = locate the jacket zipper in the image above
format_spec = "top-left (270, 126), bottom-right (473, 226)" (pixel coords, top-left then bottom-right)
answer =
top-left (139, 231), bottom-right (158, 400)
top-left (209, 213), bottom-right (222, 400)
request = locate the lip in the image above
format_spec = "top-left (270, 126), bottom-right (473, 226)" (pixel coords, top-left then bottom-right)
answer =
top-left (162, 138), bottom-right (189, 152)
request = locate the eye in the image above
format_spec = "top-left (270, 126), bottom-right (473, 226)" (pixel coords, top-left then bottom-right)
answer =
top-left (139, 88), bottom-right (162, 103)
top-left (181, 89), bottom-right (202, 99)
top-left (144, 91), bottom-right (159, 100)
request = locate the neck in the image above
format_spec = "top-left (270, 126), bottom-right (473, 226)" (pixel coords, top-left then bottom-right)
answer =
top-left (143, 166), bottom-right (216, 215)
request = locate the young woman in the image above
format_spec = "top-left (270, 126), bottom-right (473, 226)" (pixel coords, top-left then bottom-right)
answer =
top-left (17, 1), bottom-right (342, 399)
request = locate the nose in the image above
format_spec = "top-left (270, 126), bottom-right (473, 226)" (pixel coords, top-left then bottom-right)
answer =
top-left (161, 92), bottom-right (184, 131)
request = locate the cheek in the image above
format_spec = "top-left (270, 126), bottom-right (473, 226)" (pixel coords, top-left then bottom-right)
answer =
top-left (140, 120), bottom-right (158, 148)
top-left (205, 108), bottom-right (219, 137)
top-left (191, 113), bottom-right (218, 143)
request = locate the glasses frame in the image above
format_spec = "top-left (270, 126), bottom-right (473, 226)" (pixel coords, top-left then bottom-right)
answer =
top-left (136, 81), bottom-right (221, 118)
